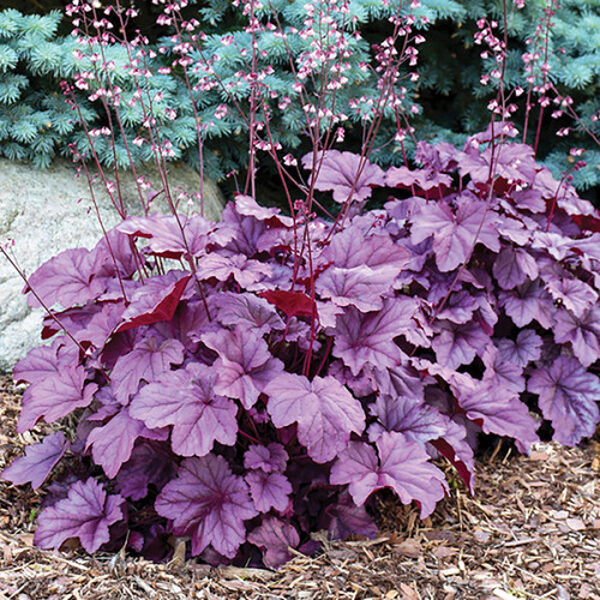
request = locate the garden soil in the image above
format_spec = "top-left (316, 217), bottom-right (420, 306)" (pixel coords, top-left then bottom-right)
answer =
top-left (1, 376), bottom-right (599, 600)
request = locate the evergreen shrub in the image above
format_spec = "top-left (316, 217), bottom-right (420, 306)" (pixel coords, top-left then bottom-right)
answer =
top-left (1, 1), bottom-right (600, 190)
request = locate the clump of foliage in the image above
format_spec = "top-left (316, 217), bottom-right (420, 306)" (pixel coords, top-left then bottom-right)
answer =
top-left (2, 0), bottom-right (600, 569)
top-left (3, 127), bottom-right (600, 566)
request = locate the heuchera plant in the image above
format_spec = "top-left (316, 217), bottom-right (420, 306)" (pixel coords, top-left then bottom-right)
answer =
top-left (4, 129), bottom-right (600, 566)
top-left (2, 0), bottom-right (600, 569)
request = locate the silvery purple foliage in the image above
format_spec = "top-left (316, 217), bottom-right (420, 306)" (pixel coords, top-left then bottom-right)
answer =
top-left (4, 131), bottom-right (600, 567)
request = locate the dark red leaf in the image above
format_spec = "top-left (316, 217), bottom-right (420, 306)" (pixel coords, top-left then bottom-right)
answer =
top-left (571, 214), bottom-right (600, 233)
top-left (115, 272), bottom-right (191, 333)
top-left (259, 290), bottom-right (316, 319)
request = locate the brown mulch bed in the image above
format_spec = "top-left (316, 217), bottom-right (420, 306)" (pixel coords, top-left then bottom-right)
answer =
top-left (1, 376), bottom-right (599, 600)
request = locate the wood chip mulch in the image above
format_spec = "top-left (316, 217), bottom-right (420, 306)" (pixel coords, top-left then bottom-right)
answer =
top-left (1, 376), bottom-right (599, 600)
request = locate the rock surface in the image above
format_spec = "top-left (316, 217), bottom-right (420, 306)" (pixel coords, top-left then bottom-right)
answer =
top-left (0, 158), bottom-right (225, 372)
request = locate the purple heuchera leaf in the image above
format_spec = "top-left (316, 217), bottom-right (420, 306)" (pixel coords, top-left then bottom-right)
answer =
top-left (155, 455), bottom-right (258, 558)
top-left (115, 271), bottom-right (192, 333)
top-left (196, 253), bottom-right (272, 288)
top-left (410, 196), bottom-right (500, 272)
top-left (110, 336), bottom-right (185, 405)
top-left (499, 279), bottom-right (554, 328)
top-left (218, 203), bottom-right (269, 257)
top-left (460, 141), bottom-right (537, 185)
top-left (368, 395), bottom-right (448, 446)
top-left (321, 225), bottom-right (410, 272)
top-left (386, 165), bottom-right (452, 193)
top-left (430, 419), bottom-right (475, 493)
top-left (528, 356), bottom-right (600, 446)
top-left (40, 303), bottom-right (101, 342)
top-left (18, 366), bottom-right (98, 433)
top-left (264, 373), bottom-right (365, 463)
top-left (159, 296), bottom-right (221, 353)
top-left (217, 292), bottom-right (285, 335)
top-left (117, 214), bottom-right (214, 258)
top-left (532, 231), bottom-right (571, 261)
top-left (415, 139), bottom-right (461, 171)
top-left (92, 227), bottom-right (139, 279)
top-left (331, 298), bottom-right (410, 376)
top-left (34, 478), bottom-right (124, 553)
top-left (129, 363), bottom-right (238, 457)
top-left (116, 442), bottom-right (175, 501)
top-left (85, 407), bottom-right (166, 479)
top-left (13, 337), bottom-right (79, 385)
top-left (330, 432), bottom-right (447, 518)
top-left (245, 470), bottom-right (292, 513)
top-left (432, 321), bottom-right (490, 370)
top-left (482, 345), bottom-right (525, 395)
top-left (554, 306), bottom-right (600, 367)
top-left (71, 301), bottom-right (126, 348)
top-left (323, 491), bottom-right (378, 540)
top-left (234, 194), bottom-right (293, 226)
top-left (492, 247), bottom-right (538, 290)
top-left (316, 265), bottom-right (397, 312)
top-left (244, 443), bottom-right (288, 473)
top-left (24, 247), bottom-right (108, 309)
top-left (497, 330), bottom-right (542, 367)
top-left (301, 150), bottom-right (385, 203)
top-left (544, 277), bottom-right (597, 318)
top-left (248, 516), bottom-right (299, 569)
top-left (259, 289), bottom-right (316, 319)
top-left (201, 327), bottom-right (283, 409)
top-left (435, 290), bottom-right (481, 325)
top-left (456, 380), bottom-right (539, 453)
top-left (40, 302), bottom-right (127, 350)
top-left (2, 432), bottom-right (70, 489)
top-left (328, 359), bottom-right (376, 398)
top-left (511, 189), bottom-right (546, 213)
top-left (373, 362), bottom-right (426, 402)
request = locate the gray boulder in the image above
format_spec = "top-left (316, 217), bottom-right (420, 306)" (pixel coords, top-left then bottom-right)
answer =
top-left (0, 157), bottom-right (225, 372)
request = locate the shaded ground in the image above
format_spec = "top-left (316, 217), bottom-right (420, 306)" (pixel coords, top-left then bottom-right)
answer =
top-left (1, 376), bottom-right (599, 600)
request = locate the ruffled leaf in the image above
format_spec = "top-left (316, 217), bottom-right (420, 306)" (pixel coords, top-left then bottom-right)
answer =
top-left (410, 196), bottom-right (499, 272)
top-left (368, 395), bottom-right (448, 446)
top-left (110, 336), bottom-right (185, 405)
top-left (331, 298), bottom-right (409, 375)
top-left (330, 432), bottom-right (447, 518)
top-left (528, 356), bottom-right (600, 446)
top-left (155, 455), bottom-right (257, 558)
top-left (554, 306), bottom-right (600, 367)
top-left (86, 407), bottom-right (166, 479)
top-left (456, 379), bottom-right (539, 453)
top-left (493, 247), bottom-right (538, 290)
top-left (24, 247), bottom-right (107, 309)
top-left (244, 443), bottom-right (288, 473)
top-left (259, 289), bottom-right (316, 319)
top-left (17, 366), bottom-right (97, 433)
top-left (196, 253), bottom-right (272, 288)
top-left (301, 150), bottom-right (385, 203)
top-left (248, 517), bottom-right (299, 569)
top-left (497, 330), bottom-right (542, 367)
top-left (129, 363), bottom-right (238, 457)
top-left (201, 327), bottom-right (283, 409)
top-left (34, 478), bottom-right (124, 553)
top-left (217, 292), bottom-right (285, 335)
top-left (2, 432), bottom-right (70, 490)
top-left (316, 265), bottom-right (397, 312)
top-left (264, 373), bottom-right (365, 463)
top-left (245, 470), bottom-right (292, 513)
top-left (117, 214), bottom-right (214, 259)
